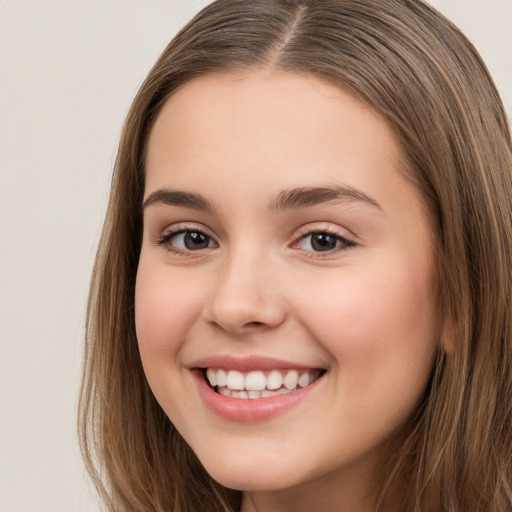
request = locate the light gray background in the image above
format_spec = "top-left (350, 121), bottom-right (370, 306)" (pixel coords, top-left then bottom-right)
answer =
top-left (0, 1), bottom-right (510, 511)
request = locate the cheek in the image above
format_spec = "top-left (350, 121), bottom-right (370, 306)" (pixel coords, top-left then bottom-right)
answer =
top-left (134, 260), bottom-right (215, 426)
top-left (292, 264), bottom-right (437, 450)
top-left (134, 262), bottom-right (204, 372)
top-left (292, 259), bottom-right (437, 392)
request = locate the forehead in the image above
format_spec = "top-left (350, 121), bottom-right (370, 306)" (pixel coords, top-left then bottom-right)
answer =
top-left (148, 70), bottom-right (394, 143)
top-left (145, 69), bottom-right (405, 196)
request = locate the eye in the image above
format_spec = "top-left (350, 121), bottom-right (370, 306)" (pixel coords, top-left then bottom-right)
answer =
top-left (173, 230), bottom-right (214, 250)
top-left (156, 228), bottom-right (216, 253)
top-left (295, 231), bottom-right (355, 253)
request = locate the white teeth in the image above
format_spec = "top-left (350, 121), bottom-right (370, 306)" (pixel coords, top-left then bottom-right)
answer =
top-left (298, 372), bottom-right (311, 388)
top-left (218, 386), bottom-right (231, 397)
top-left (206, 368), bottom-right (216, 387)
top-left (217, 386), bottom-right (296, 400)
top-left (283, 370), bottom-right (299, 390)
top-left (226, 370), bottom-right (245, 390)
top-left (204, 367), bottom-right (322, 398)
top-left (216, 386), bottom-right (293, 399)
top-left (245, 371), bottom-right (266, 391)
top-left (267, 370), bottom-right (283, 390)
top-left (216, 369), bottom-right (227, 387)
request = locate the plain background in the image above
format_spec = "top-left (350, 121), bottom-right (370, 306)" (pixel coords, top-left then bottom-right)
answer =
top-left (0, 1), bottom-right (510, 511)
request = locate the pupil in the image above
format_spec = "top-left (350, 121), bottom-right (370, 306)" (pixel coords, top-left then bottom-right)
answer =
top-left (311, 233), bottom-right (337, 251)
top-left (184, 231), bottom-right (209, 250)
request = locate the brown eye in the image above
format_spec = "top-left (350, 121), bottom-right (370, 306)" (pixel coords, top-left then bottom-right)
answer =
top-left (310, 233), bottom-right (338, 251)
top-left (162, 230), bottom-right (215, 251)
top-left (182, 231), bottom-right (211, 250)
top-left (296, 231), bottom-right (354, 253)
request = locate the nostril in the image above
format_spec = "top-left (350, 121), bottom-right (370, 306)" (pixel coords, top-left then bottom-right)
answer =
top-left (245, 321), bottom-right (263, 327)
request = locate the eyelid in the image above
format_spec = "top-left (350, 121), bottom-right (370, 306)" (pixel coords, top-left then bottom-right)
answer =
top-left (289, 223), bottom-right (356, 256)
top-left (153, 222), bottom-right (218, 255)
top-left (152, 221), bottom-right (356, 258)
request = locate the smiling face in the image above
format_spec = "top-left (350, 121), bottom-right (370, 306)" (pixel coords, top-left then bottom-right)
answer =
top-left (135, 69), bottom-right (438, 509)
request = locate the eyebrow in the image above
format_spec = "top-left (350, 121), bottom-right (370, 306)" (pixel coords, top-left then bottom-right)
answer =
top-left (142, 185), bottom-right (383, 213)
top-left (143, 189), bottom-right (214, 211)
top-left (269, 185), bottom-right (383, 212)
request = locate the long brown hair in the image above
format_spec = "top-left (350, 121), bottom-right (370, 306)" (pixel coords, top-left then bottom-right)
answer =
top-left (79, 1), bottom-right (512, 510)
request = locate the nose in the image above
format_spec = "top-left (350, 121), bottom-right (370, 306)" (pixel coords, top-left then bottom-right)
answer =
top-left (202, 249), bottom-right (287, 335)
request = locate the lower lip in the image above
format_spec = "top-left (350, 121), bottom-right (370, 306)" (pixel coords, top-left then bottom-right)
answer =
top-left (193, 370), bottom-right (323, 422)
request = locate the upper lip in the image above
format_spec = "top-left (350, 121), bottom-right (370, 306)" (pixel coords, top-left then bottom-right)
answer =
top-left (189, 355), bottom-right (325, 372)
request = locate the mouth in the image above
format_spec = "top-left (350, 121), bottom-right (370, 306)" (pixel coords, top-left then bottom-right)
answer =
top-left (190, 355), bottom-right (328, 421)
top-left (202, 367), bottom-right (325, 399)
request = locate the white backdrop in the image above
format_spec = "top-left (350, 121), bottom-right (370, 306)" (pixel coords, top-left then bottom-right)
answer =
top-left (0, 1), bottom-right (510, 511)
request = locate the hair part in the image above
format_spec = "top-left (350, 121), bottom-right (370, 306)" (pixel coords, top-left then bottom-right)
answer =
top-left (79, 1), bottom-right (512, 510)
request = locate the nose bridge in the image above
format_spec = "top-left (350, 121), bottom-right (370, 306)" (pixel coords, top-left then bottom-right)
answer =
top-left (204, 242), bottom-right (285, 332)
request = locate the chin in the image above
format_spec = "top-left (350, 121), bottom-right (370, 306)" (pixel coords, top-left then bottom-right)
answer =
top-left (198, 450), bottom-right (310, 492)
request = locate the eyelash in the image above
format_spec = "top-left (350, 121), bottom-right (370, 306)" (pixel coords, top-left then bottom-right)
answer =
top-left (154, 224), bottom-right (356, 257)
top-left (291, 226), bottom-right (356, 257)
top-left (154, 223), bottom-right (216, 256)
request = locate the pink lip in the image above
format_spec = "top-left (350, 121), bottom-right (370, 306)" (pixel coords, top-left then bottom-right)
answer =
top-left (191, 367), bottom-right (324, 423)
top-left (190, 355), bottom-right (318, 372)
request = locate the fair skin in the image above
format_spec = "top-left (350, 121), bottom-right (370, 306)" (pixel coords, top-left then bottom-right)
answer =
top-left (135, 69), bottom-right (438, 512)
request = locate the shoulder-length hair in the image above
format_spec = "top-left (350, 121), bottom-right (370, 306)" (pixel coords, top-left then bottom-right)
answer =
top-left (79, 1), bottom-right (512, 510)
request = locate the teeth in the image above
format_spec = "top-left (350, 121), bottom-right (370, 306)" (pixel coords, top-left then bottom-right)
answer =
top-left (204, 367), bottom-right (321, 398)
top-left (218, 386), bottom-right (231, 397)
top-left (245, 371), bottom-right (266, 391)
top-left (206, 368), bottom-right (216, 387)
top-left (216, 369), bottom-right (227, 387)
top-left (216, 386), bottom-right (294, 399)
top-left (226, 370), bottom-right (245, 390)
top-left (283, 369), bottom-right (299, 390)
top-left (267, 370), bottom-right (283, 390)
top-left (298, 372), bottom-right (311, 388)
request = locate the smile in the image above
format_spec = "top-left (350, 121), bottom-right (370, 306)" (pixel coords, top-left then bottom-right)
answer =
top-left (191, 356), bottom-right (327, 422)
top-left (204, 368), bottom-right (322, 399)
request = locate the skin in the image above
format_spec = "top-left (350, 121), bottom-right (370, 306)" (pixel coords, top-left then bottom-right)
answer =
top-left (135, 69), bottom-right (438, 512)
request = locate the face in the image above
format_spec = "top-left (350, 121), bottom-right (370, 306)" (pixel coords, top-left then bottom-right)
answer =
top-left (136, 69), bottom-right (438, 506)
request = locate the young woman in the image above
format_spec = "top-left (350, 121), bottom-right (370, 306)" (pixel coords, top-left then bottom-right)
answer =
top-left (79, 1), bottom-right (512, 511)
